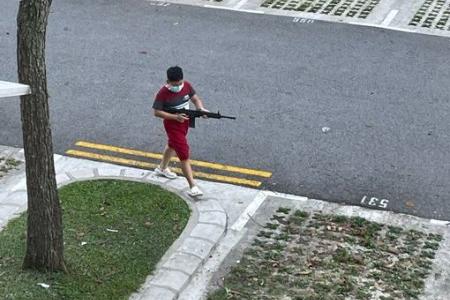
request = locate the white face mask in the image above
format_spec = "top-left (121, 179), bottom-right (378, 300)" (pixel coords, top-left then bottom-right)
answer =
top-left (168, 82), bottom-right (184, 93)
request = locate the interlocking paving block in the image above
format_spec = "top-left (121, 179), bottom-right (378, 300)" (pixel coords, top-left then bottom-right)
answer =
top-left (162, 252), bottom-right (203, 275)
top-left (10, 177), bottom-right (26, 192)
top-left (96, 168), bottom-right (123, 177)
top-left (196, 199), bottom-right (225, 212)
top-left (179, 237), bottom-right (214, 260)
top-left (199, 210), bottom-right (227, 227)
top-left (0, 191), bottom-right (9, 202)
top-left (3, 190), bottom-right (27, 207)
top-left (261, 0), bottom-right (381, 19)
top-left (144, 172), bottom-right (170, 184)
top-left (150, 269), bottom-right (190, 292)
top-left (409, 0), bottom-right (450, 30)
top-left (137, 286), bottom-right (176, 300)
top-left (123, 168), bottom-right (152, 179)
top-left (56, 173), bottom-right (71, 185)
top-left (67, 169), bottom-right (95, 180)
top-left (55, 156), bottom-right (93, 173)
top-left (190, 223), bottom-right (225, 244)
top-left (164, 178), bottom-right (188, 191)
top-left (0, 204), bottom-right (23, 221)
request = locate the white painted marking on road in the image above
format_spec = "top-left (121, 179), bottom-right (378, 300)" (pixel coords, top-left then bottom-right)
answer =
top-left (430, 219), bottom-right (450, 226)
top-left (381, 9), bottom-right (399, 27)
top-left (230, 191), bottom-right (268, 231)
top-left (293, 17), bottom-right (314, 24)
top-left (204, 4), bottom-right (265, 14)
top-left (233, 0), bottom-right (247, 9)
top-left (146, 0), bottom-right (170, 6)
top-left (361, 195), bottom-right (390, 209)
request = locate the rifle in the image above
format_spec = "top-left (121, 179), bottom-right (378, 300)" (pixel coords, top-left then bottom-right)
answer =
top-left (163, 108), bottom-right (236, 128)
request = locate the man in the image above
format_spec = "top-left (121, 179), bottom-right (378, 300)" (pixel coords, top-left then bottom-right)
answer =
top-left (152, 66), bottom-right (207, 197)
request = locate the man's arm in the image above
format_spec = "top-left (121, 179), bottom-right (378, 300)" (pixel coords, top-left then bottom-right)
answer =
top-left (154, 109), bottom-right (189, 122)
top-left (191, 94), bottom-right (207, 111)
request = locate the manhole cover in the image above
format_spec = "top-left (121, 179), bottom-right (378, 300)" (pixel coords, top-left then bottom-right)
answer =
top-left (261, 0), bottom-right (381, 19)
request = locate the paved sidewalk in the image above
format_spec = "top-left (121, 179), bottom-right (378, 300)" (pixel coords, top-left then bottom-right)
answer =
top-left (158, 0), bottom-right (450, 38)
top-left (1, 145), bottom-right (449, 299)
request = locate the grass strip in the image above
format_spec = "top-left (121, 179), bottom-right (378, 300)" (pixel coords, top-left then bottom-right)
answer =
top-left (0, 179), bottom-right (190, 300)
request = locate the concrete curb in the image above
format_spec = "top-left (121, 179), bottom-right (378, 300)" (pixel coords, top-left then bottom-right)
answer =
top-left (0, 163), bottom-right (228, 300)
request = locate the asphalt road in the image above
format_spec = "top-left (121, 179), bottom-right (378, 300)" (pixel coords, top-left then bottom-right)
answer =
top-left (1, 0), bottom-right (449, 220)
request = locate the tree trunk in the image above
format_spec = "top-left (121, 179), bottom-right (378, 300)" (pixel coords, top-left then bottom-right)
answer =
top-left (17, 0), bottom-right (66, 272)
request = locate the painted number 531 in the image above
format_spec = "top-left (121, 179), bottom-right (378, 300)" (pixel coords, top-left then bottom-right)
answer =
top-left (361, 195), bottom-right (389, 209)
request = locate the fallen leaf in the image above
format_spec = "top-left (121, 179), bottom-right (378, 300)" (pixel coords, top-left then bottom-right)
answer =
top-left (297, 270), bottom-right (312, 275)
top-left (387, 247), bottom-right (399, 254)
top-left (405, 201), bottom-right (415, 208)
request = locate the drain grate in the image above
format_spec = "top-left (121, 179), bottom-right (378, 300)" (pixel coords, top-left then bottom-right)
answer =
top-left (261, 0), bottom-right (380, 18)
top-left (409, 0), bottom-right (450, 30)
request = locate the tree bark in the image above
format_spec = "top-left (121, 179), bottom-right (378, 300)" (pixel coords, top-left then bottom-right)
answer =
top-left (17, 0), bottom-right (66, 272)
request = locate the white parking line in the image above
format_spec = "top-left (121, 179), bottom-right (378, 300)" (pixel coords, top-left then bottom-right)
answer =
top-left (381, 9), bottom-right (399, 26)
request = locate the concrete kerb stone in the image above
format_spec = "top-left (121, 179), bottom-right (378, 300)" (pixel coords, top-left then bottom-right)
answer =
top-left (136, 285), bottom-right (176, 300)
top-left (137, 199), bottom-right (227, 299)
top-left (198, 210), bottom-right (227, 227)
top-left (54, 167), bottom-right (228, 300)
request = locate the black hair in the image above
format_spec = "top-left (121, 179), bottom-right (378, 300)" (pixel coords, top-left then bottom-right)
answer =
top-left (167, 66), bottom-right (183, 82)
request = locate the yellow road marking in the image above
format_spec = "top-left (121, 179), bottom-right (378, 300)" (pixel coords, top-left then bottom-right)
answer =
top-left (66, 149), bottom-right (262, 187)
top-left (75, 140), bottom-right (272, 178)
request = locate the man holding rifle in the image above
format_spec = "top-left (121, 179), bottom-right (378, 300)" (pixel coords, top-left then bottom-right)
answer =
top-left (152, 66), bottom-right (207, 197)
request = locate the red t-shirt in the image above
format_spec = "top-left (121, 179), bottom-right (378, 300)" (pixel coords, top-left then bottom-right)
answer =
top-left (153, 81), bottom-right (196, 160)
top-left (152, 81), bottom-right (196, 126)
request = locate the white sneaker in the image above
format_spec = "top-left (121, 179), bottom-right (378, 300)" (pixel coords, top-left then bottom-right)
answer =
top-left (154, 167), bottom-right (178, 179)
top-left (188, 186), bottom-right (203, 197)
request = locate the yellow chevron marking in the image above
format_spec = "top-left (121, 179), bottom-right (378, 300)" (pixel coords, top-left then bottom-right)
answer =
top-left (66, 149), bottom-right (262, 187)
top-left (75, 140), bottom-right (272, 178)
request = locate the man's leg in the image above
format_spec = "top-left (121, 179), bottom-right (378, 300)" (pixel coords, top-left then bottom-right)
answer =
top-left (180, 159), bottom-right (195, 188)
top-left (160, 145), bottom-right (176, 169)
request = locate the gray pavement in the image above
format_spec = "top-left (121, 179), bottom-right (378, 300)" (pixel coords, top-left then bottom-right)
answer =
top-left (1, 0), bottom-right (449, 221)
top-left (1, 145), bottom-right (450, 299)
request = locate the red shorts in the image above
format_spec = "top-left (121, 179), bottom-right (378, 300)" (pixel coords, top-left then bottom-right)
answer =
top-left (163, 119), bottom-right (190, 161)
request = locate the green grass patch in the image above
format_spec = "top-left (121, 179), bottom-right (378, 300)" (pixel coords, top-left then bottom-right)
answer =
top-left (0, 179), bottom-right (190, 300)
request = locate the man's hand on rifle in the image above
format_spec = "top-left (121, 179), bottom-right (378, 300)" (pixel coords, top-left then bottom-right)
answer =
top-left (175, 113), bottom-right (189, 123)
top-left (199, 107), bottom-right (209, 118)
